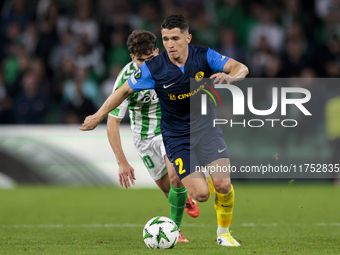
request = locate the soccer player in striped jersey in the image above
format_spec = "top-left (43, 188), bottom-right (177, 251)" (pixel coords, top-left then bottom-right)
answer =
top-left (105, 30), bottom-right (199, 242)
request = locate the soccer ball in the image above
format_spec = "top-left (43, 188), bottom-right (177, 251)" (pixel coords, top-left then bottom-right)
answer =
top-left (143, 216), bottom-right (179, 249)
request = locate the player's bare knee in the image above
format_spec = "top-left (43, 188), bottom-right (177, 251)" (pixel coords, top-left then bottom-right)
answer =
top-left (214, 179), bottom-right (231, 194)
top-left (192, 189), bottom-right (209, 202)
top-left (195, 193), bottom-right (209, 202)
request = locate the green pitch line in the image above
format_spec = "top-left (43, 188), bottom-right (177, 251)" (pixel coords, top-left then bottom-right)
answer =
top-left (0, 183), bottom-right (339, 254)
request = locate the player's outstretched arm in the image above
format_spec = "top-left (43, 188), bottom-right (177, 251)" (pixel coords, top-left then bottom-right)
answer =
top-left (107, 115), bottom-right (136, 189)
top-left (79, 81), bottom-right (135, 131)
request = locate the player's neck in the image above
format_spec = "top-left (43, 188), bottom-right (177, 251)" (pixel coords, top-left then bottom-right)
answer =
top-left (169, 47), bottom-right (189, 67)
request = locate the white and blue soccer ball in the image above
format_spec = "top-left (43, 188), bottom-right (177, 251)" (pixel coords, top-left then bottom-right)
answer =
top-left (143, 216), bottom-right (179, 249)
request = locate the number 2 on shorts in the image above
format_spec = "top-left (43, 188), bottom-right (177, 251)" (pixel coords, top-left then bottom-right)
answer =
top-left (175, 158), bottom-right (186, 175)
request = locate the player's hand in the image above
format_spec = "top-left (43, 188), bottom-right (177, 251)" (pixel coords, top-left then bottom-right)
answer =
top-left (210, 73), bottom-right (234, 84)
top-left (79, 114), bottom-right (103, 131)
top-left (118, 162), bottom-right (136, 189)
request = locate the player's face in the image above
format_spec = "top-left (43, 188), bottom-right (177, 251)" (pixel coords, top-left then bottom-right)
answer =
top-left (161, 28), bottom-right (192, 61)
top-left (131, 49), bottom-right (159, 68)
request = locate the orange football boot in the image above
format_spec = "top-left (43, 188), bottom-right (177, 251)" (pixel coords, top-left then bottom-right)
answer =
top-left (177, 231), bottom-right (189, 243)
top-left (184, 193), bottom-right (200, 218)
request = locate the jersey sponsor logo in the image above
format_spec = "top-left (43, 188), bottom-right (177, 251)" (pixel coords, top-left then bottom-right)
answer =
top-left (178, 88), bottom-right (201, 99)
top-left (140, 93), bottom-right (158, 103)
top-left (163, 83), bottom-right (175, 89)
top-left (134, 68), bottom-right (142, 79)
top-left (195, 71), bottom-right (204, 82)
top-left (168, 87), bottom-right (202, 100)
top-left (166, 83), bottom-right (223, 103)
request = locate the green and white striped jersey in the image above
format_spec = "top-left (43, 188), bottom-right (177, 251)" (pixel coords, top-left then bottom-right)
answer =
top-left (109, 61), bottom-right (161, 140)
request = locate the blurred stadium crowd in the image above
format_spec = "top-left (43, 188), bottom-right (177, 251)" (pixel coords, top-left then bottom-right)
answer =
top-left (0, 0), bottom-right (340, 124)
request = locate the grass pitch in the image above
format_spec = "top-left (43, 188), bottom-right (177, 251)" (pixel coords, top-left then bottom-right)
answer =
top-left (0, 183), bottom-right (340, 254)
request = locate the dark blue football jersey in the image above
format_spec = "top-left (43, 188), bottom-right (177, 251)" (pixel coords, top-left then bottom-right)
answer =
top-left (128, 45), bottom-right (229, 139)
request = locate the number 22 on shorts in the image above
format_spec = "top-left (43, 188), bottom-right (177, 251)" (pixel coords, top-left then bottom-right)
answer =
top-left (175, 158), bottom-right (186, 175)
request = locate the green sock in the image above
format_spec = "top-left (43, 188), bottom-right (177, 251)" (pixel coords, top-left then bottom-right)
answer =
top-left (168, 185), bottom-right (187, 229)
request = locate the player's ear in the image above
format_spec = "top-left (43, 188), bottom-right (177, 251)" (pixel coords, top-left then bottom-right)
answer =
top-left (187, 34), bottom-right (192, 44)
top-left (155, 48), bottom-right (159, 55)
top-left (130, 53), bottom-right (135, 62)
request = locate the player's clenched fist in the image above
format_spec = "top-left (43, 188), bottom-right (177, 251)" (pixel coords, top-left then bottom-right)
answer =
top-left (79, 114), bottom-right (103, 131)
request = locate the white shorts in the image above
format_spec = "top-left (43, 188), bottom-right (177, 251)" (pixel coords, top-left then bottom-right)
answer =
top-left (133, 134), bottom-right (167, 181)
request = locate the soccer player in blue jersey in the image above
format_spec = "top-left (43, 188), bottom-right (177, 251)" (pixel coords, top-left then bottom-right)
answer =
top-left (106, 30), bottom-right (198, 242)
top-left (80, 15), bottom-right (249, 246)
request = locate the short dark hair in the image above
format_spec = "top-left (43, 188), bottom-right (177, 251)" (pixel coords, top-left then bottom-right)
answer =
top-left (126, 30), bottom-right (157, 57)
top-left (161, 15), bottom-right (189, 33)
